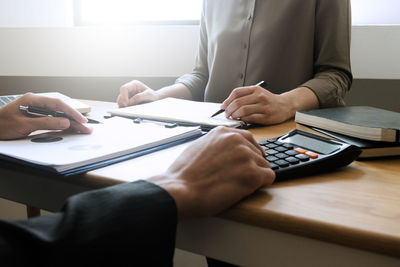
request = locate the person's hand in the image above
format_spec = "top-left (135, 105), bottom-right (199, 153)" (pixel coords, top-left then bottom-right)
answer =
top-left (220, 84), bottom-right (293, 125)
top-left (148, 127), bottom-right (275, 219)
top-left (117, 80), bottom-right (161, 108)
top-left (0, 93), bottom-right (92, 140)
top-left (221, 85), bottom-right (320, 125)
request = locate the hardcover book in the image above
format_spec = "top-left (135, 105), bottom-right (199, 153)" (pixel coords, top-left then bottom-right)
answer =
top-left (295, 106), bottom-right (400, 143)
top-left (296, 123), bottom-right (400, 158)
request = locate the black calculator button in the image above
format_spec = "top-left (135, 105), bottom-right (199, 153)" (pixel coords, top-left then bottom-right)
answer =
top-left (266, 156), bottom-right (278, 162)
top-left (295, 154), bottom-right (310, 162)
top-left (282, 143), bottom-right (294, 149)
top-left (285, 150), bottom-right (298, 156)
top-left (265, 143), bottom-right (278, 149)
top-left (269, 162), bottom-right (279, 170)
top-left (275, 146), bottom-right (288, 152)
top-left (274, 141), bottom-right (284, 146)
top-left (265, 149), bottom-right (278, 155)
top-left (268, 138), bottom-right (278, 143)
top-left (259, 140), bottom-right (269, 145)
top-left (275, 153), bottom-right (288, 159)
top-left (286, 157), bottom-right (300, 164)
top-left (275, 160), bottom-right (290, 167)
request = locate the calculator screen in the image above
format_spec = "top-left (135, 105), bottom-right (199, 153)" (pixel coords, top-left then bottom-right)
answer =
top-left (283, 133), bottom-right (340, 154)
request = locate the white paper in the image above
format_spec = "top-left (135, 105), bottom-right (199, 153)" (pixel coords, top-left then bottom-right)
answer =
top-left (0, 117), bottom-right (201, 172)
top-left (108, 97), bottom-right (243, 128)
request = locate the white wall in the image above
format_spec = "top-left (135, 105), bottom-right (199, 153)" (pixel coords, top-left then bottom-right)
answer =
top-left (0, 0), bottom-right (73, 27)
top-left (0, 26), bottom-right (399, 79)
top-left (0, 0), bottom-right (399, 79)
top-left (351, 26), bottom-right (400, 79)
top-left (351, 0), bottom-right (400, 25)
top-left (0, 26), bottom-right (199, 77)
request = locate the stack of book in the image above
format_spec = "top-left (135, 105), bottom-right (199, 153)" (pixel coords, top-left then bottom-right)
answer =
top-left (295, 106), bottom-right (400, 159)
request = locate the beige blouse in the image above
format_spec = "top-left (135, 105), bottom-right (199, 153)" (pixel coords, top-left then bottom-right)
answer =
top-left (176, 0), bottom-right (352, 107)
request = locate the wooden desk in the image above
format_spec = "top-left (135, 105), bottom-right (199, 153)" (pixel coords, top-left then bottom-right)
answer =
top-left (1, 100), bottom-right (399, 266)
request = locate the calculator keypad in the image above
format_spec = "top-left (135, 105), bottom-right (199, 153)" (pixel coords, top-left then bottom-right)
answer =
top-left (259, 139), bottom-right (318, 171)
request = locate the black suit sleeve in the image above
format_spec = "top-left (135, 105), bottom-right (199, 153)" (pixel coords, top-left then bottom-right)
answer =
top-left (0, 180), bottom-right (178, 266)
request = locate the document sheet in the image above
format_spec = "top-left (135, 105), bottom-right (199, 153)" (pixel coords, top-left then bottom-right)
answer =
top-left (0, 117), bottom-right (201, 173)
top-left (108, 98), bottom-right (244, 128)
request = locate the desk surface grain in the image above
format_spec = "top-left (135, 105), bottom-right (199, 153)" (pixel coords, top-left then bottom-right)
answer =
top-left (84, 101), bottom-right (400, 257)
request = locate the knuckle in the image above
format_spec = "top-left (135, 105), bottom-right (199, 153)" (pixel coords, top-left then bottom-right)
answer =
top-left (212, 126), bottom-right (230, 136)
top-left (232, 109), bottom-right (244, 119)
top-left (259, 94), bottom-right (269, 102)
top-left (243, 114), bottom-right (257, 122)
top-left (131, 94), bottom-right (144, 103)
top-left (19, 92), bottom-right (33, 103)
top-left (23, 92), bottom-right (34, 98)
top-left (241, 129), bottom-right (253, 139)
top-left (226, 131), bottom-right (244, 143)
top-left (241, 105), bottom-right (251, 114)
top-left (264, 106), bottom-right (272, 114)
top-left (120, 84), bottom-right (128, 91)
top-left (231, 99), bottom-right (242, 109)
top-left (235, 144), bottom-right (253, 158)
top-left (54, 98), bottom-right (64, 106)
top-left (231, 89), bottom-right (240, 98)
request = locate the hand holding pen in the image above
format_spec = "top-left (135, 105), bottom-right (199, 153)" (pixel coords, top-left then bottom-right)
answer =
top-left (217, 80), bottom-right (290, 125)
top-left (211, 81), bottom-right (267, 118)
top-left (0, 93), bottom-right (92, 140)
top-left (19, 105), bottom-right (100, 124)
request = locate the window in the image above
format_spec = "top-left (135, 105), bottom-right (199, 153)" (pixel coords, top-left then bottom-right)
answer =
top-left (1, 0), bottom-right (400, 27)
top-left (74, 0), bottom-right (202, 26)
top-left (74, 0), bottom-right (400, 27)
top-left (351, 0), bottom-right (400, 25)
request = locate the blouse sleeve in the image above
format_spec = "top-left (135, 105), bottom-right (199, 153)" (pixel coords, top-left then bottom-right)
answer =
top-left (175, 1), bottom-right (210, 101)
top-left (301, 0), bottom-right (353, 107)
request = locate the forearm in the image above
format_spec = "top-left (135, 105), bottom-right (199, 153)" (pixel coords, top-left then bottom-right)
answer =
top-left (157, 83), bottom-right (193, 100)
top-left (280, 86), bottom-right (319, 118)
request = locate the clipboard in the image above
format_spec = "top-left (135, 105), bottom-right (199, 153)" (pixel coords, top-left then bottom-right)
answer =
top-left (108, 97), bottom-right (247, 131)
top-left (0, 117), bottom-right (202, 176)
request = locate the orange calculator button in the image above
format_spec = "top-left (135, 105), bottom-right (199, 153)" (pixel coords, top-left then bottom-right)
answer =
top-left (294, 147), bottom-right (307, 154)
top-left (305, 151), bottom-right (319, 159)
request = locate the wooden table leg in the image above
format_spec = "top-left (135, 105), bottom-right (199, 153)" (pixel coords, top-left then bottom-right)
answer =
top-left (26, 206), bottom-right (41, 218)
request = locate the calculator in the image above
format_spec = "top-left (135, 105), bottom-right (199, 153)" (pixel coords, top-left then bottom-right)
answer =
top-left (259, 129), bottom-right (361, 181)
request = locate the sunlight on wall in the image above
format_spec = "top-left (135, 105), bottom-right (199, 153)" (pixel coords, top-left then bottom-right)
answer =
top-left (352, 0), bottom-right (400, 25)
top-left (79, 0), bottom-right (202, 25)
